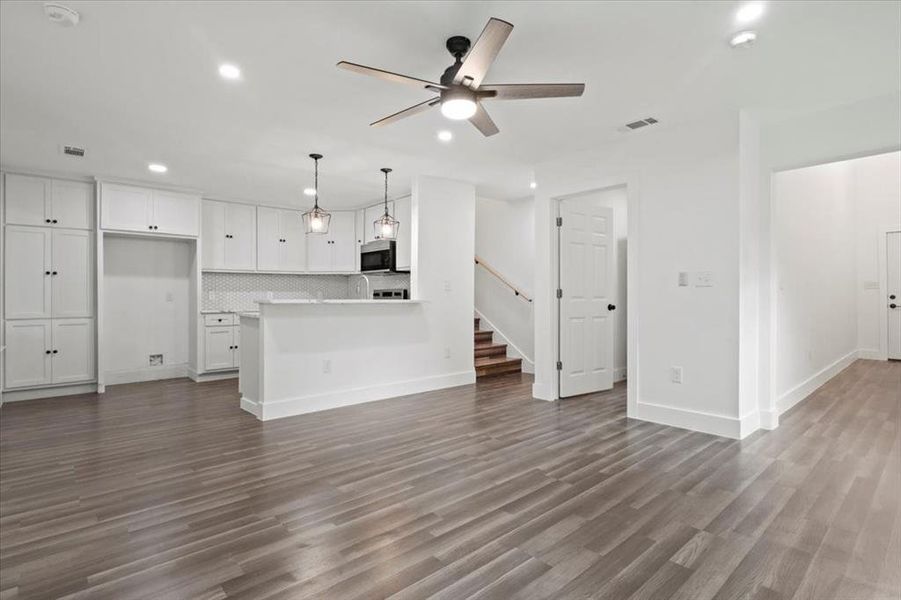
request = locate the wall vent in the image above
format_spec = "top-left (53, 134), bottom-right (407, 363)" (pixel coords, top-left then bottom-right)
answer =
top-left (62, 145), bottom-right (85, 157)
top-left (623, 117), bottom-right (659, 130)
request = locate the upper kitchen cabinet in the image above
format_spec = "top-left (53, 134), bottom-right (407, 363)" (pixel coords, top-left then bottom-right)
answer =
top-left (257, 206), bottom-right (306, 272)
top-left (307, 210), bottom-right (356, 272)
top-left (202, 200), bottom-right (256, 270)
top-left (4, 174), bottom-right (93, 230)
top-left (394, 195), bottom-right (412, 271)
top-left (100, 182), bottom-right (200, 236)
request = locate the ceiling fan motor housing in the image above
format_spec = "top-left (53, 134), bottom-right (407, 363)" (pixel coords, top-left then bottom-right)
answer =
top-left (441, 36), bottom-right (471, 85)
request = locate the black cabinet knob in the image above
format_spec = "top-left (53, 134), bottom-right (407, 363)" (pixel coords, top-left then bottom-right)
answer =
top-left (891, 294), bottom-right (897, 300)
top-left (52, 349), bottom-right (58, 354)
top-left (45, 350), bottom-right (51, 355)
top-left (52, 219), bottom-right (58, 224)
top-left (892, 304), bottom-right (898, 309)
top-left (608, 304), bottom-right (616, 311)
top-left (51, 271), bottom-right (58, 276)
top-left (149, 225), bottom-right (153, 230)
top-left (45, 271), bottom-right (51, 275)
top-left (45, 219), bottom-right (51, 223)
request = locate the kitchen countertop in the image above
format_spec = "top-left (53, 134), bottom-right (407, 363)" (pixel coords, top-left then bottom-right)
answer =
top-left (255, 299), bottom-right (420, 305)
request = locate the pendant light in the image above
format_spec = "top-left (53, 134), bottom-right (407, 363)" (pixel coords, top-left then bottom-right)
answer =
top-left (302, 153), bottom-right (331, 234)
top-left (373, 168), bottom-right (400, 240)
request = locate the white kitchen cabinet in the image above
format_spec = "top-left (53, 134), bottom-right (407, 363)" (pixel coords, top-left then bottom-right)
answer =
top-left (4, 226), bottom-right (52, 319)
top-left (100, 183), bottom-right (199, 236)
top-left (202, 200), bottom-right (257, 270)
top-left (50, 319), bottom-right (95, 384)
top-left (394, 195), bottom-right (412, 271)
top-left (307, 211), bottom-right (357, 272)
top-left (363, 201), bottom-right (394, 244)
top-left (4, 175), bottom-right (93, 229)
top-left (51, 229), bottom-right (94, 318)
top-left (257, 207), bottom-right (306, 272)
top-left (4, 320), bottom-right (52, 388)
top-left (204, 325), bottom-right (239, 371)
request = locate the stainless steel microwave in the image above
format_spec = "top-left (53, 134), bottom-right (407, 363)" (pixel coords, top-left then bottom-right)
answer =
top-left (361, 239), bottom-right (399, 273)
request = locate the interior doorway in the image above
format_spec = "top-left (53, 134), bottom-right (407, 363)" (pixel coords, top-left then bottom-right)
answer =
top-left (557, 185), bottom-right (627, 398)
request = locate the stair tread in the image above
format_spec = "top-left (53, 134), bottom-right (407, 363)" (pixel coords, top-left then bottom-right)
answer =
top-left (474, 356), bottom-right (522, 367)
top-left (475, 342), bottom-right (506, 350)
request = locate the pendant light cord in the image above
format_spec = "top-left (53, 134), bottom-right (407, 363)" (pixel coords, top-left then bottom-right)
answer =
top-left (313, 157), bottom-right (319, 210)
top-left (381, 167), bottom-right (392, 217)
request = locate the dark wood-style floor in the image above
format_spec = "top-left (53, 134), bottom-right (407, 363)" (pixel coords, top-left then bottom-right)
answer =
top-left (1, 360), bottom-right (899, 600)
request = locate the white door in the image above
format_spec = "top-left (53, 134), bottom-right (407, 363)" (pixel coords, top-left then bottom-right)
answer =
top-left (4, 320), bottom-right (52, 388)
top-left (888, 231), bottom-right (901, 360)
top-left (558, 200), bottom-right (615, 397)
top-left (50, 180), bottom-right (93, 230)
top-left (51, 229), bottom-right (94, 318)
top-left (225, 202), bottom-right (257, 270)
top-left (51, 318), bottom-right (95, 383)
top-left (256, 207), bottom-right (282, 271)
top-left (5, 174), bottom-right (49, 226)
top-left (394, 196), bottom-right (412, 271)
top-left (202, 200), bottom-right (227, 269)
top-left (205, 326), bottom-right (235, 370)
top-left (280, 210), bottom-right (306, 271)
top-left (152, 190), bottom-right (200, 236)
top-left (5, 226), bottom-right (52, 319)
top-left (329, 211), bottom-right (357, 272)
top-left (101, 183), bottom-right (152, 232)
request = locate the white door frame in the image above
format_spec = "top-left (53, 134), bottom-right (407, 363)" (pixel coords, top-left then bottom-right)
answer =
top-left (879, 225), bottom-right (901, 360)
top-left (533, 175), bottom-right (639, 417)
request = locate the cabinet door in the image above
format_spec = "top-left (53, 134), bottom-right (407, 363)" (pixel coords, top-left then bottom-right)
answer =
top-left (329, 211), bottom-right (358, 272)
top-left (202, 200), bottom-right (227, 269)
top-left (51, 229), bottom-right (94, 318)
top-left (306, 230), bottom-right (331, 272)
top-left (225, 203), bottom-right (257, 270)
top-left (5, 226), bottom-right (52, 319)
top-left (256, 207), bottom-right (282, 271)
top-left (280, 210), bottom-right (306, 271)
top-left (5, 174), bottom-right (49, 226)
top-left (101, 183), bottom-right (152, 232)
top-left (4, 320), bottom-right (52, 388)
top-left (231, 326), bottom-right (241, 368)
top-left (50, 180), bottom-right (93, 230)
top-left (394, 196), bottom-right (412, 271)
top-left (204, 326), bottom-right (235, 371)
top-left (51, 318), bottom-right (95, 384)
top-left (152, 190), bottom-right (200, 236)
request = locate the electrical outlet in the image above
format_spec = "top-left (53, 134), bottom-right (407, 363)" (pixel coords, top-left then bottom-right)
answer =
top-left (678, 272), bottom-right (690, 287)
top-left (444, 346), bottom-right (451, 359)
top-left (695, 271), bottom-right (714, 287)
top-left (322, 359), bottom-right (331, 374)
top-left (149, 354), bottom-right (163, 366)
top-left (670, 366), bottom-right (683, 384)
top-left (443, 280), bottom-right (452, 292)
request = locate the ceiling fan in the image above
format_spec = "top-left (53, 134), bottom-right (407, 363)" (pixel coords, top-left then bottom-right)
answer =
top-left (337, 17), bottom-right (585, 137)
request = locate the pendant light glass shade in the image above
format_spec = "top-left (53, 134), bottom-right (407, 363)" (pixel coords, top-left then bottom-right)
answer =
top-left (302, 153), bottom-right (331, 234)
top-left (373, 167), bottom-right (399, 240)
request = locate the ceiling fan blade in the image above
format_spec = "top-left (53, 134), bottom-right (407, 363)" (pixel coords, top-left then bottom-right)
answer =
top-left (480, 83), bottom-right (586, 100)
top-left (370, 97), bottom-right (440, 127)
top-left (453, 17), bottom-right (513, 89)
top-left (337, 61), bottom-right (446, 91)
top-left (469, 103), bottom-right (499, 137)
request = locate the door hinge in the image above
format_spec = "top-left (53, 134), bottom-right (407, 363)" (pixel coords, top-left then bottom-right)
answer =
top-left (556, 288), bottom-right (563, 299)
top-left (556, 361), bottom-right (563, 371)
top-left (556, 217), bottom-right (563, 227)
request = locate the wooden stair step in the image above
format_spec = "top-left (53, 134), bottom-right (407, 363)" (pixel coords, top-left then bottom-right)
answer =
top-left (474, 343), bottom-right (508, 358)
top-left (474, 330), bottom-right (493, 343)
top-left (475, 356), bottom-right (522, 377)
top-left (474, 317), bottom-right (480, 329)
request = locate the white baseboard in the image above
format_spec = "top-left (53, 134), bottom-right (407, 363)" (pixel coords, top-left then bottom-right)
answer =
top-left (759, 409), bottom-right (779, 430)
top-left (857, 348), bottom-right (882, 360)
top-left (240, 396), bottom-right (262, 418)
top-left (103, 363), bottom-right (188, 385)
top-left (474, 309), bottom-right (534, 373)
top-left (191, 370), bottom-right (238, 383)
top-left (2, 383), bottom-right (98, 402)
top-left (531, 380), bottom-right (556, 401)
top-left (254, 370), bottom-right (476, 421)
top-left (634, 400), bottom-right (745, 439)
top-left (777, 349), bottom-right (858, 415)
top-left (614, 367), bottom-right (627, 383)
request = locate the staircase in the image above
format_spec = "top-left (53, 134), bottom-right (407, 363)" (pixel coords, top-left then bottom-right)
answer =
top-left (474, 316), bottom-right (522, 377)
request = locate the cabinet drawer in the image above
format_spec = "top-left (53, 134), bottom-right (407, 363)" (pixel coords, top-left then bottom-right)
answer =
top-left (204, 313), bottom-right (235, 326)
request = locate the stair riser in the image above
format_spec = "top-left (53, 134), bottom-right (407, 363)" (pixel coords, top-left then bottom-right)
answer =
top-left (476, 363), bottom-right (523, 377)
top-left (474, 331), bottom-right (493, 343)
top-left (475, 346), bottom-right (507, 358)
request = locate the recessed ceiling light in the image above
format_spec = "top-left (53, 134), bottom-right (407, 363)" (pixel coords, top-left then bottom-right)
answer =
top-left (735, 2), bottom-right (764, 24)
top-left (530, 182), bottom-right (537, 190)
top-left (218, 63), bottom-right (242, 80)
top-left (437, 130), bottom-right (453, 142)
top-left (148, 163), bottom-right (168, 173)
top-left (303, 187), bottom-right (317, 196)
top-left (729, 30), bottom-right (758, 47)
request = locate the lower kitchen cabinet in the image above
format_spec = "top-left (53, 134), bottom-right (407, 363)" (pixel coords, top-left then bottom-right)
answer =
top-left (4, 318), bottom-right (94, 389)
top-left (204, 324), bottom-right (240, 371)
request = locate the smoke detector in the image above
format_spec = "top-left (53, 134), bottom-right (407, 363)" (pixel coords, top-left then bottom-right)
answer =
top-left (44, 3), bottom-right (80, 27)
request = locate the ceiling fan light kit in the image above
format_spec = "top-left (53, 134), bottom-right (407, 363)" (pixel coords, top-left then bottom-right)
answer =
top-left (337, 17), bottom-right (585, 137)
top-left (302, 153), bottom-right (331, 235)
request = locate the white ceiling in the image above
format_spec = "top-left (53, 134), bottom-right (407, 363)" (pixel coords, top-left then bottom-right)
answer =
top-left (1, 1), bottom-right (898, 209)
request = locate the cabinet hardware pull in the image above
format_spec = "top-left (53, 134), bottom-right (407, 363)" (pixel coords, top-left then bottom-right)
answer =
top-left (149, 225), bottom-right (153, 230)
top-left (51, 271), bottom-right (58, 276)
top-left (45, 350), bottom-right (51, 354)
top-left (45, 219), bottom-right (52, 223)
top-left (52, 349), bottom-right (58, 354)
top-left (45, 271), bottom-right (51, 275)
top-left (52, 219), bottom-right (58, 224)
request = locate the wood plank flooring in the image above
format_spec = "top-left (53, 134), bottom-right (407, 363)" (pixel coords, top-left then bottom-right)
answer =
top-left (1, 359), bottom-right (899, 599)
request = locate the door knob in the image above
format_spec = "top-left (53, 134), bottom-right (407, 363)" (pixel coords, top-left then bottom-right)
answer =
top-left (608, 304), bottom-right (616, 311)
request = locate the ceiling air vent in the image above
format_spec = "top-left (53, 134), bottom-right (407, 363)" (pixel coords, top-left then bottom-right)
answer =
top-left (62, 145), bottom-right (85, 157)
top-left (624, 117), bottom-right (659, 130)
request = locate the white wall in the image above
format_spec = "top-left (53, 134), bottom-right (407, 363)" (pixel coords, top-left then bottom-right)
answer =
top-left (474, 196), bottom-right (535, 365)
top-left (103, 236), bottom-right (192, 383)
top-left (773, 161), bottom-right (857, 402)
top-left (851, 152), bottom-right (901, 355)
top-left (534, 113), bottom-right (744, 438)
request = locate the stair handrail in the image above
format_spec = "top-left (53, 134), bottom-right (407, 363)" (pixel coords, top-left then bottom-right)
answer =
top-left (474, 256), bottom-right (533, 303)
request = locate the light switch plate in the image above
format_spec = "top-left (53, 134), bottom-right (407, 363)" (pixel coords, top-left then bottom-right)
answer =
top-left (695, 271), bottom-right (714, 287)
top-left (670, 366), bottom-right (683, 384)
top-left (678, 272), bottom-right (690, 287)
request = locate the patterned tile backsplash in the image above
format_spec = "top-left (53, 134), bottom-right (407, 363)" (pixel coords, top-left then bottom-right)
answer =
top-left (202, 272), bottom-right (411, 311)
